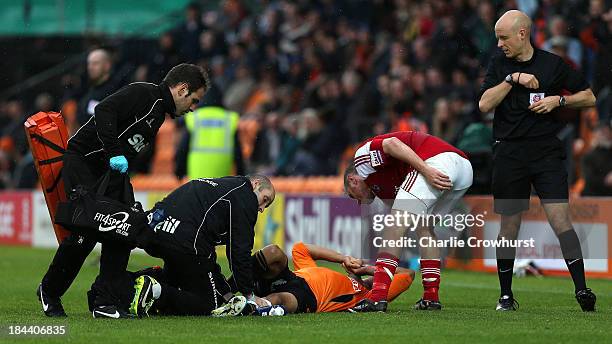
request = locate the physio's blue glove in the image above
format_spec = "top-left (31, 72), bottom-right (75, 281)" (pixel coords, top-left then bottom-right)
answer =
top-left (109, 155), bottom-right (128, 173)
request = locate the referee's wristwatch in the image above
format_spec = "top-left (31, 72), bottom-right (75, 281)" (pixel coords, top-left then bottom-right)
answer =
top-left (504, 73), bottom-right (515, 86)
top-left (559, 95), bottom-right (566, 107)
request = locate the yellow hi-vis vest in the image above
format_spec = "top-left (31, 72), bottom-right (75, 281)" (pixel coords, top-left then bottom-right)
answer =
top-left (184, 106), bottom-right (239, 178)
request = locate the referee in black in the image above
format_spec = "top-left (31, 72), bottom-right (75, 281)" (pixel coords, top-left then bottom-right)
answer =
top-left (37, 63), bottom-right (209, 318)
top-left (479, 10), bottom-right (597, 312)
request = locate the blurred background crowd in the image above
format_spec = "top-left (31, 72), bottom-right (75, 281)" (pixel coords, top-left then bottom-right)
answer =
top-left (0, 0), bottom-right (611, 196)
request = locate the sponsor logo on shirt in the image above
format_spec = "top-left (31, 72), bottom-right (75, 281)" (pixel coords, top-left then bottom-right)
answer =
top-left (349, 277), bottom-right (362, 292)
top-left (154, 216), bottom-right (181, 234)
top-left (128, 134), bottom-right (146, 152)
top-left (196, 178), bottom-right (219, 187)
top-left (369, 150), bottom-right (384, 167)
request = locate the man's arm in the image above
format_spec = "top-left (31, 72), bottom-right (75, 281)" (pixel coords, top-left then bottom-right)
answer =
top-left (564, 89), bottom-right (596, 108)
top-left (381, 137), bottom-right (452, 190)
top-left (528, 89), bottom-right (596, 114)
top-left (478, 78), bottom-right (514, 114)
top-left (530, 57), bottom-right (596, 114)
top-left (94, 85), bottom-right (142, 158)
top-left (303, 243), bottom-right (362, 269)
top-left (479, 72), bottom-right (540, 113)
top-left (226, 193), bottom-right (257, 296)
top-left (351, 264), bottom-right (413, 276)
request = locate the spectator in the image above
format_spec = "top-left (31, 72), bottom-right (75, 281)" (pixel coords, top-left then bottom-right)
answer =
top-left (223, 63), bottom-right (256, 113)
top-left (275, 114), bottom-right (301, 176)
top-left (289, 106), bottom-right (348, 176)
top-left (0, 150), bottom-right (12, 189)
top-left (34, 93), bottom-right (54, 113)
top-left (581, 122), bottom-right (612, 196)
top-left (174, 2), bottom-right (204, 62)
top-left (144, 31), bottom-right (184, 83)
top-left (0, 99), bottom-right (28, 164)
top-left (465, 2), bottom-right (497, 64)
top-left (542, 15), bottom-right (583, 67)
top-left (431, 98), bottom-right (462, 145)
top-left (251, 111), bottom-right (283, 174)
top-left (75, 49), bottom-right (121, 126)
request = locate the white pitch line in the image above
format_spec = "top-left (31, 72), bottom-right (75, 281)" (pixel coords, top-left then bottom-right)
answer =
top-left (444, 281), bottom-right (612, 297)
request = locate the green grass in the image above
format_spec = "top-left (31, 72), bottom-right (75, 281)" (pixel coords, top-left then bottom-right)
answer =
top-left (0, 246), bottom-right (610, 343)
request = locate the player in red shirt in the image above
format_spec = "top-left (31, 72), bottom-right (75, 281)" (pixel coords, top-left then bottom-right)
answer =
top-left (343, 131), bottom-right (473, 311)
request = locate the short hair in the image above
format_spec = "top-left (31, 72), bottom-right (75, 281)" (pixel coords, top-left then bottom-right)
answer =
top-left (248, 174), bottom-right (273, 191)
top-left (343, 161), bottom-right (356, 192)
top-left (163, 63), bottom-right (210, 95)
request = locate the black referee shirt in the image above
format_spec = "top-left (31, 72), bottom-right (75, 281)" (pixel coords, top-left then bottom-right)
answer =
top-left (480, 48), bottom-right (590, 140)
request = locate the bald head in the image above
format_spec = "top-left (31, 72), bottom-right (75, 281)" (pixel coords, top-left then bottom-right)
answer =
top-left (87, 49), bottom-right (112, 84)
top-left (495, 10), bottom-right (534, 61)
top-left (88, 49), bottom-right (111, 63)
top-left (496, 10), bottom-right (532, 35)
top-left (249, 174), bottom-right (276, 213)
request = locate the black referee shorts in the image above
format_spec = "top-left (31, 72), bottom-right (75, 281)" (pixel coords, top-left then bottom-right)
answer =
top-left (492, 137), bottom-right (569, 215)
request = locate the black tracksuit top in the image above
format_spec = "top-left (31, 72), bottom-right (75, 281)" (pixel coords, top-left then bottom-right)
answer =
top-left (67, 81), bottom-right (175, 164)
top-left (151, 176), bottom-right (258, 296)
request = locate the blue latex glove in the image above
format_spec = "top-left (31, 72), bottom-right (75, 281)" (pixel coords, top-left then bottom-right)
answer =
top-left (109, 155), bottom-right (128, 173)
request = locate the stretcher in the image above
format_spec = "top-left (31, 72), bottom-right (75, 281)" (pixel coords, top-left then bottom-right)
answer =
top-left (24, 112), bottom-right (71, 243)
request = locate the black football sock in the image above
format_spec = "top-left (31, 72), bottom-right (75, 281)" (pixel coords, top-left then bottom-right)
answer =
top-left (496, 244), bottom-right (516, 298)
top-left (558, 229), bottom-right (587, 292)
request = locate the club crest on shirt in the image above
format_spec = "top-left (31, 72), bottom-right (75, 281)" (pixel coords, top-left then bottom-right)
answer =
top-left (529, 92), bottom-right (545, 105)
top-left (369, 150), bottom-right (384, 167)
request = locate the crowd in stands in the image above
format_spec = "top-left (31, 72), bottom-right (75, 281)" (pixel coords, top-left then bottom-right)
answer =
top-left (0, 0), bottom-right (611, 195)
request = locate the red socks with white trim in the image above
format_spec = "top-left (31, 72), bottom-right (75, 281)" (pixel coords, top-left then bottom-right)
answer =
top-left (370, 252), bottom-right (399, 302)
top-left (421, 259), bottom-right (441, 301)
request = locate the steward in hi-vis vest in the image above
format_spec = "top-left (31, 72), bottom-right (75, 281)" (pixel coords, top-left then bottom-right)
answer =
top-left (184, 106), bottom-right (244, 178)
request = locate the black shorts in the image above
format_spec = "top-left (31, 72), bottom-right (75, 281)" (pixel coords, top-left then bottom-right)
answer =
top-left (259, 271), bottom-right (317, 313)
top-left (492, 137), bottom-right (568, 215)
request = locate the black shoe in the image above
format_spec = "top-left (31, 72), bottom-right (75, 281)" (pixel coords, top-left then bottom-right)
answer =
top-left (496, 295), bottom-right (519, 311)
top-left (576, 288), bottom-right (596, 312)
top-left (92, 305), bottom-right (135, 319)
top-left (350, 299), bottom-right (387, 312)
top-left (414, 298), bottom-right (442, 310)
top-left (36, 284), bottom-right (66, 317)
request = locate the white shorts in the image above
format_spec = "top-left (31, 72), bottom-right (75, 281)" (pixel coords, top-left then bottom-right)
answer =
top-left (393, 152), bottom-right (473, 215)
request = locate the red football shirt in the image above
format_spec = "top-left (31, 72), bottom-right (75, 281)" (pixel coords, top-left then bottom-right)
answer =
top-left (353, 131), bottom-right (467, 200)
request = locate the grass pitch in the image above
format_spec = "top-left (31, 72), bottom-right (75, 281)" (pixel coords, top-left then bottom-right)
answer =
top-left (0, 246), bottom-right (610, 343)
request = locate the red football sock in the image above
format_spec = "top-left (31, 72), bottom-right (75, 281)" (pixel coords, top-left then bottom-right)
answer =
top-left (421, 259), bottom-right (441, 302)
top-left (370, 253), bottom-right (399, 302)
